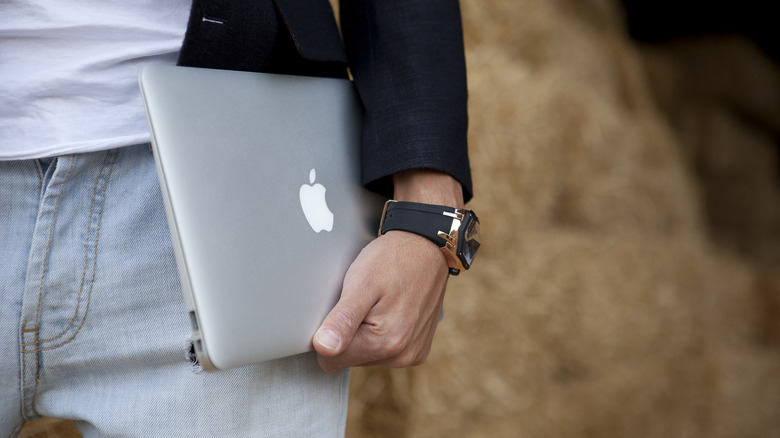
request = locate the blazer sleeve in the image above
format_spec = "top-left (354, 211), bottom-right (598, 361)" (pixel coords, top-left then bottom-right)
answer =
top-left (339, 0), bottom-right (473, 202)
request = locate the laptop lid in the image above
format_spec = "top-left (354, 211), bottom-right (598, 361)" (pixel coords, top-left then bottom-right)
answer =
top-left (139, 65), bottom-right (385, 371)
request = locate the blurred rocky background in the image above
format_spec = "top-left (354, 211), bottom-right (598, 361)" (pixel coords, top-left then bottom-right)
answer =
top-left (21, 0), bottom-right (779, 436)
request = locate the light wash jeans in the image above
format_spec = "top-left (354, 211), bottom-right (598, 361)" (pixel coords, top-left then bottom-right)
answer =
top-left (0, 144), bottom-right (349, 437)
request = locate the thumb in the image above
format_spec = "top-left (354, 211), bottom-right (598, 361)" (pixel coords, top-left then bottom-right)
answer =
top-left (313, 288), bottom-right (373, 357)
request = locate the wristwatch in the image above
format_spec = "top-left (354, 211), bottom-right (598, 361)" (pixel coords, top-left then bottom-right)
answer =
top-left (378, 200), bottom-right (480, 275)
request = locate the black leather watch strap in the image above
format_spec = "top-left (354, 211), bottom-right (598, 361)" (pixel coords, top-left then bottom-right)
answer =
top-left (379, 201), bottom-right (456, 247)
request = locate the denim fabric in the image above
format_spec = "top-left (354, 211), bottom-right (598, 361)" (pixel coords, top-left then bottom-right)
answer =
top-left (0, 144), bottom-right (349, 437)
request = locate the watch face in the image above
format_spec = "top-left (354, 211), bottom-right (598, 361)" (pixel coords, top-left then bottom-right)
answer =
top-left (459, 212), bottom-right (480, 268)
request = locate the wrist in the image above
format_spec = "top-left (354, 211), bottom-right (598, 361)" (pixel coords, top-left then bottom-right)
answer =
top-left (378, 200), bottom-right (481, 275)
top-left (392, 169), bottom-right (464, 209)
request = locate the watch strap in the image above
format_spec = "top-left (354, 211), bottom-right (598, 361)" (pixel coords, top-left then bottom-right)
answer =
top-left (379, 201), bottom-right (456, 248)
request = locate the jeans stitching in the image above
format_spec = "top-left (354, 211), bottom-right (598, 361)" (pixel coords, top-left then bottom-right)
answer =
top-left (29, 151), bottom-right (111, 345)
top-left (19, 155), bottom-right (75, 419)
top-left (26, 150), bottom-right (117, 419)
top-left (25, 150), bottom-right (118, 353)
top-left (34, 160), bottom-right (43, 187)
top-left (19, 318), bottom-right (39, 420)
top-left (17, 151), bottom-right (119, 420)
top-left (30, 155), bottom-right (75, 331)
top-left (5, 418), bottom-right (26, 438)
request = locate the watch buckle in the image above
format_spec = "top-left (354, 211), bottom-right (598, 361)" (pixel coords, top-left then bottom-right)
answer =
top-left (438, 229), bottom-right (466, 274)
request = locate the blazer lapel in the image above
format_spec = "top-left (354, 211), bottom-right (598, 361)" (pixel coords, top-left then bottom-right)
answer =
top-left (273, 0), bottom-right (348, 64)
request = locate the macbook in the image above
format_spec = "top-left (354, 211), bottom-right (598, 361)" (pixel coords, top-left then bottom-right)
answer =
top-left (139, 65), bottom-right (385, 371)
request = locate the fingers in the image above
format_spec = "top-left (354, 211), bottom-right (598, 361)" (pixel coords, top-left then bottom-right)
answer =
top-left (313, 232), bottom-right (450, 372)
top-left (313, 289), bottom-right (374, 358)
top-left (313, 245), bottom-right (379, 358)
top-left (316, 302), bottom-right (442, 371)
top-left (316, 279), bottom-right (446, 372)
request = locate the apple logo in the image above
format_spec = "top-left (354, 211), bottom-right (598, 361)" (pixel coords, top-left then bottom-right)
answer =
top-left (299, 168), bottom-right (334, 233)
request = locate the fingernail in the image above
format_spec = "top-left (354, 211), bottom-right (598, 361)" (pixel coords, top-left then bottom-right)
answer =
top-left (315, 328), bottom-right (341, 352)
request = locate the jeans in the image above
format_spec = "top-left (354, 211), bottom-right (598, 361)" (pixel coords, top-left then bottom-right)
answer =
top-left (0, 144), bottom-right (349, 437)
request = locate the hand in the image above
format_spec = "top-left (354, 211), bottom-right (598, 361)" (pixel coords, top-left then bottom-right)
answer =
top-left (312, 169), bottom-right (463, 371)
top-left (312, 230), bottom-right (449, 371)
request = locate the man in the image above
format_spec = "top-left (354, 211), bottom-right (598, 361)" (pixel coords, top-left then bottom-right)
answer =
top-left (0, 0), bottom-right (473, 435)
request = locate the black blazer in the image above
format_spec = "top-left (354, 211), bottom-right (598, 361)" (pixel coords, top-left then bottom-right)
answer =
top-left (178, 0), bottom-right (472, 201)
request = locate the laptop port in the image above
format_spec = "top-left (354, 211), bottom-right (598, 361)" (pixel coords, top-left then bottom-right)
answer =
top-left (188, 311), bottom-right (199, 331)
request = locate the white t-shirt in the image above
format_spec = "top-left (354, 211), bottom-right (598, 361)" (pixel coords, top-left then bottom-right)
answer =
top-left (0, 0), bottom-right (191, 159)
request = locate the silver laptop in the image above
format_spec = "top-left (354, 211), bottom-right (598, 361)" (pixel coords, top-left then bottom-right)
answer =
top-left (139, 65), bottom-right (385, 371)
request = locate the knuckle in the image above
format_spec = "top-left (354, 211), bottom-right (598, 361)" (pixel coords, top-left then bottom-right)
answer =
top-left (383, 335), bottom-right (407, 358)
top-left (332, 307), bottom-right (359, 332)
top-left (391, 350), bottom-right (425, 368)
top-left (412, 350), bottom-right (429, 367)
top-left (398, 354), bottom-right (417, 368)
